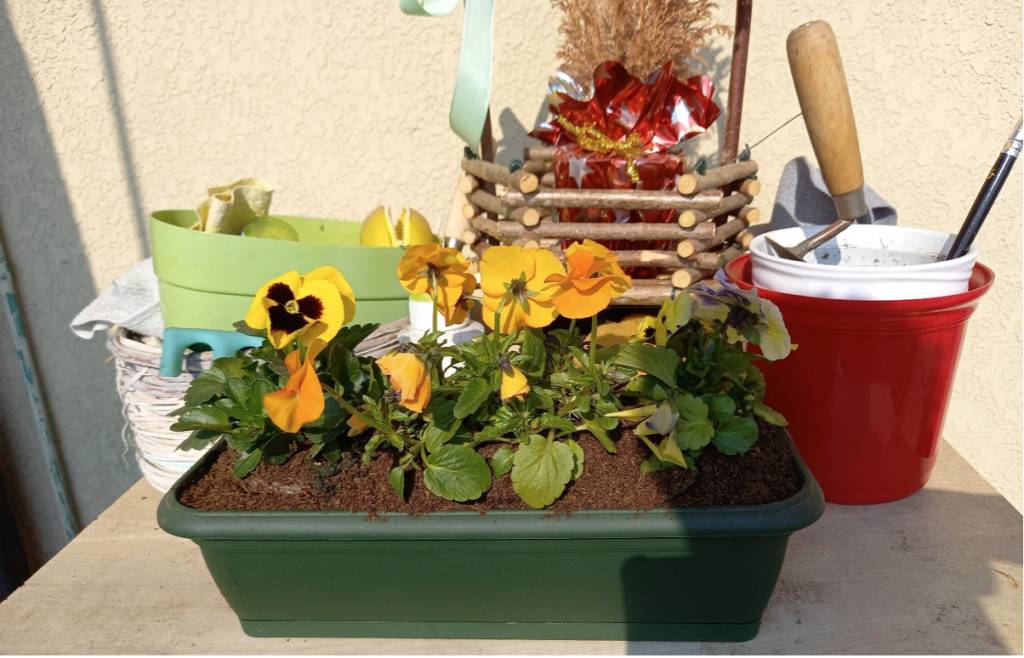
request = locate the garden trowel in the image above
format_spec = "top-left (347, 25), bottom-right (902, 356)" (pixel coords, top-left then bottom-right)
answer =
top-left (766, 20), bottom-right (868, 261)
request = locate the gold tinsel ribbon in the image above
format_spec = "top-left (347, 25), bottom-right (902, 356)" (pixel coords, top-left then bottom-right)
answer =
top-left (556, 115), bottom-right (644, 184)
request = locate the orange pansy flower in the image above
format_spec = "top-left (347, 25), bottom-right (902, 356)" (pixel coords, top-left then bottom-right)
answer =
top-left (377, 352), bottom-right (431, 413)
top-left (397, 244), bottom-right (476, 324)
top-left (546, 240), bottom-right (631, 318)
top-left (263, 340), bottom-right (327, 433)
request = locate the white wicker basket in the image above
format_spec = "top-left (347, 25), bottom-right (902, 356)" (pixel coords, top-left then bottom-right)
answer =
top-left (104, 319), bottom-right (408, 492)
top-left (106, 329), bottom-right (213, 492)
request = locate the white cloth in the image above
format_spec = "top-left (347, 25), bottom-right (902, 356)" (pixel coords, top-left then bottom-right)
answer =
top-left (70, 258), bottom-right (164, 339)
top-left (770, 156), bottom-right (896, 228)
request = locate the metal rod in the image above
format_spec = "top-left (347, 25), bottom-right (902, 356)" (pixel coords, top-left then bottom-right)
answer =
top-left (0, 238), bottom-right (78, 540)
top-left (721, 0), bottom-right (753, 164)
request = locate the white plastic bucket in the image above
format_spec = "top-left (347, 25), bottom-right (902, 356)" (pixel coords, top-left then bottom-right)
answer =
top-left (749, 225), bottom-right (979, 300)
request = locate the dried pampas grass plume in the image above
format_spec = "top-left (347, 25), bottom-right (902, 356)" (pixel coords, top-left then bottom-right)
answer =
top-left (552, 0), bottom-right (729, 84)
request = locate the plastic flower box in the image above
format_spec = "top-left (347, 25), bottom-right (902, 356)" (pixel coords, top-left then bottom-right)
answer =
top-left (158, 435), bottom-right (823, 641)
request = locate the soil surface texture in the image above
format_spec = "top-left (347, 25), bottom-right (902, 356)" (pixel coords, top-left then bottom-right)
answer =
top-left (180, 422), bottom-right (800, 513)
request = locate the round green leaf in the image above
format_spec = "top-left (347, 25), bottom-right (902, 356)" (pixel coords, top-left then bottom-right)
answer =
top-left (388, 466), bottom-right (407, 500)
top-left (490, 447), bottom-right (514, 477)
top-left (567, 438), bottom-right (585, 480)
top-left (712, 415), bottom-right (759, 455)
top-left (511, 435), bottom-right (574, 509)
top-left (422, 445), bottom-right (492, 502)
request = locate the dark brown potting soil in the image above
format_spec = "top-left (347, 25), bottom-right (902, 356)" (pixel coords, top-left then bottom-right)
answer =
top-left (179, 422), bottom-right (800, 513)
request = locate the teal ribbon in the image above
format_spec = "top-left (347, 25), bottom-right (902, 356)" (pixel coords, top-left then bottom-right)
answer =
top-left (399, 0), bottom-right (494, 149)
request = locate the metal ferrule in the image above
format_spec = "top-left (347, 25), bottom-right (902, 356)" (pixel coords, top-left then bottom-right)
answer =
top-left (832, 188), bottom-right (868, 222)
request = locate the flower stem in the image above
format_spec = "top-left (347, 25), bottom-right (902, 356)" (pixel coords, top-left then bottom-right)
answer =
top-left (429, 272), bottom-right (439, 335)
top-left (589, 312), bottom-right (599, 377)
top-left (492, 292), bottom-right (509, 351)
top-left (431, 291), bottom-right (438, 334)
top-left (324, 387), bottom-right (375, 430)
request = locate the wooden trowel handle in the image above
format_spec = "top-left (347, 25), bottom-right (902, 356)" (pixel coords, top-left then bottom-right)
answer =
top-left (787, 20), bottom-right (867, 220)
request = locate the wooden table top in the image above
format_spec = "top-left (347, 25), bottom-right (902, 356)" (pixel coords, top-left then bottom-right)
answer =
top-left (0, 440), bottom-right (1020, 654)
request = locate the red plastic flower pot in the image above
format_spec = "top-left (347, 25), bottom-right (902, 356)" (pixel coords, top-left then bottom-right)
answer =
top-left (725, 254), bottom-right (994, 505)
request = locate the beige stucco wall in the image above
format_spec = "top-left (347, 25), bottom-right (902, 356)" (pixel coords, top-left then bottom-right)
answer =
top-left (0, 0), bottom-right (1019, 564)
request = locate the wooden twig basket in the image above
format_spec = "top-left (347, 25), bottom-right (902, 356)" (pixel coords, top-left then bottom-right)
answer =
top-left (459, 151), bottom-right (763, 306)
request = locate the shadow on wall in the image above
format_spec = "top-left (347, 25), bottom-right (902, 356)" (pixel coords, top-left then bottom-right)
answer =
top-left (0, 2), bottom-right (139, 570)
top-left (89, 0), bottom-right (148, 251)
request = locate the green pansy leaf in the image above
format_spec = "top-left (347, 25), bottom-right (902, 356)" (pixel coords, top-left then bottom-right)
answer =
top-left (454, 378), bottom-right (492, 419)
top-left (232, 320), bottom-right (266, 338)
top-left (245, 378), bottom-right (274, 416)
top-left (178, 430), bottom-right (220, 452)
top-left (612, 344), bottom-right (679, 388)
top-left (183, 370), bottom-right (226, 406)
top-left (640, 454), bottom-right (677, 473)
top-left (262, 433), bottom-right (291, 465)
top-left (530, 387), bottom-right (555, 412)
top-left (567, 438), bottom-right (585, 480)
top-left (655, 294), bottom-right (691, 346)
top-left (674, 394), bottom-right (715, 451)
top-left (225, 377), bottom-right (249, 407)
top-left (329, 323), bottom-right (380, 353)
top-left (712, 415), bottom-right (759, 455)
top-left (429, 399), bottom-right (460, 434)
top-left (211, 356), bottom-right (249, 379)
top-left (623, 374), bottom-right (668, 401)
top-left (232, 448), bottom-right (263, 478)
top-left (519, 329), bottom-right (546, 376)
top-left (637, 434), bottom-right (687, 468)
top-left (705, 395), bottom-right (737, 422)
top-left (225, 426), bottom-right (260, 453)
top-left (510, 435), bottom-right (575, 509)
top-left (327, 345), bottom-right (366, 394)
top-left (539, 413), bottom-right (576, 437)
top-left (490, 446), bottom-right (514, 477)
top-left (422, 444), bottom-right (492, 502)
top-left (388, 466), bottom-right (407, 500)
top-left (362, 433), bottom-right (387, 463)
top-left (753, 402), bottom-right (788, 426)
top-left (582, 416), bottom-right (617, 453)
top-left (170, 405), bottom-right (232, 432)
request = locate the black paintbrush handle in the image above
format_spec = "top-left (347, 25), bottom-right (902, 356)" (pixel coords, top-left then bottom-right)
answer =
top-left (947, 118), bottom-right (1023, 260)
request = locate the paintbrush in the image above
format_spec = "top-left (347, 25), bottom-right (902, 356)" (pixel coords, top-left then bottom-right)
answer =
top-left (945, 117), bottom-right (1023, 260)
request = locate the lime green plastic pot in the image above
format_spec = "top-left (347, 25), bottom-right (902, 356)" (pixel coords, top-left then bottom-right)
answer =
top-left (158, 433), bottom-right (824, 641)
top-left (150, 211), bottom-right (407, 330)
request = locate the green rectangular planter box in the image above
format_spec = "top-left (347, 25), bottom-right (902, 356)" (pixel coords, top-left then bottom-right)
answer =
top-left (150, 211), bottom-right (408, 331)
top-left (158, 435), bottom-right (824, 642)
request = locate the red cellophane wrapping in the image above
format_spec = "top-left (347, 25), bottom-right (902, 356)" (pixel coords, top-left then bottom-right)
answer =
top-left (530, 61), bottom-right (720, 261)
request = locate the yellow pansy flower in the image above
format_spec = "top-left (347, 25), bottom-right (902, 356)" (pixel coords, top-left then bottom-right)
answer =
top-left (480, 246), bottom-right (565, 333)
top-left (500, 366), bottom-right (530, 400)
top-left (244, 266), bottom-right (356, 349)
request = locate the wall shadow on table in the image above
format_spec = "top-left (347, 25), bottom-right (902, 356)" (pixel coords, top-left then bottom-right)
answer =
top-left (621, 487), bottom-right (1021, 655)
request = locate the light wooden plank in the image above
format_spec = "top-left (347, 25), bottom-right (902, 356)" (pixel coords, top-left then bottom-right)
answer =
top-left (0, 441), bottom-right (1019, 654)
